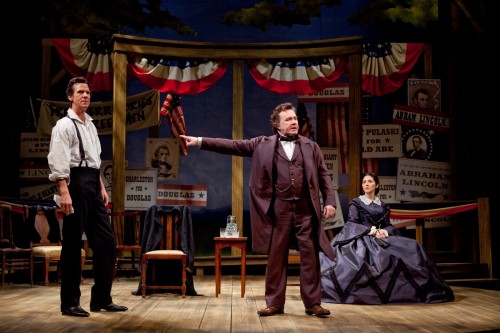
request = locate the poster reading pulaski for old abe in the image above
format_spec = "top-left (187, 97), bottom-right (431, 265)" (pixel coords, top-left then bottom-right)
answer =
top-left (145, 138), bottom-right (180, 181)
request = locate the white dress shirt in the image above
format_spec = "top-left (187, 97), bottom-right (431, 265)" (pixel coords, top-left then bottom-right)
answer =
top-left (47, 108), bottom-right (102, 181)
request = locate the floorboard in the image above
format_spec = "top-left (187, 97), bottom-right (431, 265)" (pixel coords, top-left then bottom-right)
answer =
top-left (0, 275), bottom-right (499, 333)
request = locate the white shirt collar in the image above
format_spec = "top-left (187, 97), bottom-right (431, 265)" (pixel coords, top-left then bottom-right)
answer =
top-left (359, 195), bottom-right (381, 206)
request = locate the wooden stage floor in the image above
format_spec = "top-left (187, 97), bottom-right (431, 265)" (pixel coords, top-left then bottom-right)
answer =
top-left (0, 275), bottom-right (499, 333)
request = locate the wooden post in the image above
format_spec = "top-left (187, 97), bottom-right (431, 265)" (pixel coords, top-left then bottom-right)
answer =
top-left (477, 197), bottom-right (492, 278)
top-left (232, 60), bottom-right (244, 256)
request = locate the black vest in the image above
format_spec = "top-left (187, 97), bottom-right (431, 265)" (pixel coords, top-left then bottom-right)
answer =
top-left (273, 141), bottom-right (307, 200)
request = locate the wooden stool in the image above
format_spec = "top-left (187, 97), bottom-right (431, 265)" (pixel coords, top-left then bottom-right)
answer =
top-left (214, 237), bottom-right (247, 298)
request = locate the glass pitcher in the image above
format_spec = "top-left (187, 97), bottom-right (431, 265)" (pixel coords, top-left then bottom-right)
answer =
top-left (225, 215), bottom-right (238, 237)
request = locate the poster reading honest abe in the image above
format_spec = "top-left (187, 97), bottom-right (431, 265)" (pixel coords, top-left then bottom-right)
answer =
top-left (145, 138), bottom-right (180, 181)
top-left (395, 158), bottom-right (451, 202)
top-left (407, 78), bottom-right (441, 112)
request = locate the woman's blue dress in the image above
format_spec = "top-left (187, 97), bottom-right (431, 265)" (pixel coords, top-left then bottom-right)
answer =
top-left (320, 196), bottom-right (454, 304)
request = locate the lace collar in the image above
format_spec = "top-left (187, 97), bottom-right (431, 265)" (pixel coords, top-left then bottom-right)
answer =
top-left (359, 195), bottom-right (381, 206)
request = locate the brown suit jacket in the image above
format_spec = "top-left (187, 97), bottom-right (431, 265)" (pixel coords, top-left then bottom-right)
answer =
top-left (201, 135), bottom-right (336, 260)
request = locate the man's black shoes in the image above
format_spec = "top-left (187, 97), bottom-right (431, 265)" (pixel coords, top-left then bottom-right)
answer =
top-left (62, 305), bottom-right (90, 317)
top-left (90, 303), bottom-right (128, 312)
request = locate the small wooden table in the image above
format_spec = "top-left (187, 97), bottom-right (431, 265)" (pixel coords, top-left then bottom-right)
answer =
top-left (214, 237), bottom-right (247, 298)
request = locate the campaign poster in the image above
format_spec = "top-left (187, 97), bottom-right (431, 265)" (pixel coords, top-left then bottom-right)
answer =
top-left (145, 138), bottom-right (180, 181)
top-left (362, 124), bottom-right (402, 158)
top-left (407, 78), bottom-right (441, 112)
top-left (124, 168), bottom-right (158, 210)
top-left (395, 158), bottom-right (451, 202)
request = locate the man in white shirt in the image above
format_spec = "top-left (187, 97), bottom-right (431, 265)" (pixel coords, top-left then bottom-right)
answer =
top-left (47, 77), bottom-right (127, 317)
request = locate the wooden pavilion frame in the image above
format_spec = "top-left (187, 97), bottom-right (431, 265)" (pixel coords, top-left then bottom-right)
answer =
top-left (110, 34), bottom-right (364, 232)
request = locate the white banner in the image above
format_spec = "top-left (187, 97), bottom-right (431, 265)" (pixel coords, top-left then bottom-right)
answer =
top-left (298, 84), bottom-right (349, 103)
top-left (37, 90), bottom-right (160, 136)
top-left (20, 183), bottom-right (58, 201)
top-left (157, 184), bottom-right (208, 207)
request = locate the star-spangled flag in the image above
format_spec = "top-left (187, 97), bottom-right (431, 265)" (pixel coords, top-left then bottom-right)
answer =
top-left (160, 94), bottom-right (188, 156)
top-left (323, 101), bottom-right (378, 174)
top-left (297, 103), bottom-right (315, 140)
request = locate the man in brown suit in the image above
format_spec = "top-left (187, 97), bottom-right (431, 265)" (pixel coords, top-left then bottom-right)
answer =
top-left (180, 102), bottom-right (336, 317)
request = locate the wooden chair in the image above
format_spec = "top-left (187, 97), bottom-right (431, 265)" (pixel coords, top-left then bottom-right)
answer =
top-left (30, 208), bottom-right (85, 286)
top-left (141, 209), bottom-right (186, 298)
top-left (0, 204), bottom-right (33, 289)
top-left (111, 211), bottom-right (142, 280)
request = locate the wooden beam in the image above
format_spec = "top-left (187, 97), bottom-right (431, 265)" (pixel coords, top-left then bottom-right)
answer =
top-left (112, 34), bottom-right (363, 59)
top-left (112, 51), bottom-right (128, 214)
top-left (347, 52), bottom-right (362, 200)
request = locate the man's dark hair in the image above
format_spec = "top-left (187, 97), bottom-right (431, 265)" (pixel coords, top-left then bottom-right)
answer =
top-left (270, 102), bottom-right (296, 133)
top-left (66, 76), bottom-right (90, 96)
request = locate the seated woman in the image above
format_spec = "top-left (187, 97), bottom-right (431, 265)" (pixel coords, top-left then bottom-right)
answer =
top-left (320, 172), bottom-right (454, 304)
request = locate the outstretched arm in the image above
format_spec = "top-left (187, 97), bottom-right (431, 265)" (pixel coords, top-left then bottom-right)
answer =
top-left (179, 135), bottom-right (200, 147)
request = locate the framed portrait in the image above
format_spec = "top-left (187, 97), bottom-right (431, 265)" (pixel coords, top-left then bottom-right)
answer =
top-left (145, 138), bottom-right (180, 181)
top-left (401, 129), bottom-right (433, 160)
top-left (100, 159), bottom-right (128, 203)
top-left (407, 78), bottom-right (441, 112)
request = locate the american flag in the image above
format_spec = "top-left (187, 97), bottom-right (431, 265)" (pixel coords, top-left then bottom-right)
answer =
top-left (297, 103), bottom-right (315, 140)
top-left (160, 94), bottom-right (188, 156)
top-left (321, 101), bottom-right (378, 174)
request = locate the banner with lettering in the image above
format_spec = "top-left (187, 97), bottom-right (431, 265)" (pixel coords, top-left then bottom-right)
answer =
top-left (37, 90), bottom-right (160, 136)
top-left (392, 105), bottom-right (449, 132)
top-left (395, 158), bottom-right (451, 202)
top-left (157, 184), bottom-right (208, 207)
top-left (298, 84), bottom-right (349, 103)
top-left (20, 183), bottom-right (58, 201)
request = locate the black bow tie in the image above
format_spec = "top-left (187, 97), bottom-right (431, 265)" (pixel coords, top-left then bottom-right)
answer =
top-left (278, 133), bottom-right (298, 142)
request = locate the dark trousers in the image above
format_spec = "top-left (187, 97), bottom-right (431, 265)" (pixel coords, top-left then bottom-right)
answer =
top-left (265, 198), bottom-right (321, 308)
top-left (60, 167), bottom-right (115, 310)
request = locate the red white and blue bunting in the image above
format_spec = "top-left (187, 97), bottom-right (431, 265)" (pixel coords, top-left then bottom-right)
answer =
top-left (52, 38), bottom-right (425, 97)
top-left (360, 42), bottom-right (425, 96)
top-left (246, 57), bottom-right (347, 95)
top-left (130, 57), bottom-right (230, 95)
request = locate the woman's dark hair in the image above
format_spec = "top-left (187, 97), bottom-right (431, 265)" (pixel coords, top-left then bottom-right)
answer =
top-left (362, 172), bottom-right (380, 195)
